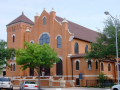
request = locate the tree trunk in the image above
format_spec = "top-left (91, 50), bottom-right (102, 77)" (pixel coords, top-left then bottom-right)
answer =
top-left (38, 74), bottom-right (41, 90)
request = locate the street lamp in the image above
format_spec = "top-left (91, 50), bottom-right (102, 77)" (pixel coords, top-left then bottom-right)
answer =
top-left (104, 11), bottom-right (119, 84)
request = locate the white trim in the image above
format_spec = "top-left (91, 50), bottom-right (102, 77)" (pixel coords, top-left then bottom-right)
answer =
top-left (50, 8), bottom-right (56, 13)
top-left (54, 19), bottom-right (62, 26)
top-left (30, 40), bottom-right (34, 43)
top-left (95, 59), bottom-right (98, 62)
top-left (38, 32), bottom-right (50, 43)
top-left (42, 16), bottom-right (46, 19)
top-left (55, 34), bottom-right (62, 39)
top-left (63, 75), bottom-right (113, 78)
top-left (100, 62), bottom-right (104, 66)
top-left (62, 18), bottom-right (68, 23)
top-left (67, 54), bottom-right (72, 57)
top-left (58, 55), bottom-right (63, 60)
top-left (36, 12), bottom-right (39, 16)
top-left (74, 59), bottom-right (80, 63)
top-left (10, 62), bottom-right (16, 65)
top-left (63, 75), bottom-right (99, 78)
top-left (69, 36), bottom-right (74, 41)
top-left (108, 63), bottom-right (111, 66)
top-left (86, 59), bottom-right (93, 62)
top-left (12, 34), bottom-right (15, 37)
top-left (54, 55), bottom-right (63, 64)
top-left (67, 29), bottom-right (73, 35)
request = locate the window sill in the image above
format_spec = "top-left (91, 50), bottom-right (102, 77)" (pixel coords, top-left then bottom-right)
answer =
top-left (88, 69), bottom-right (92, 70)
top-left (57, 47), bottom-right (61, 49)
top-left (76, 70), bottom-right (79, 71)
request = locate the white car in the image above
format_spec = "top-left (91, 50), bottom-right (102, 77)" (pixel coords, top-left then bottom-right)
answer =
top-left (20, 81), bottom-right (38, 90)
top-left (0, 77), bottom-right (13, 90)
top-left (112, 84), bottom-right (120, 90)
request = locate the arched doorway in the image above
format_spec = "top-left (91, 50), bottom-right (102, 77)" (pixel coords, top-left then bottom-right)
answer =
top-left (56, 59), bottom-right (63, 75)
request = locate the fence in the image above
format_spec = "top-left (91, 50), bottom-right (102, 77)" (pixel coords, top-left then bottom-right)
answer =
top-left (86, 79), bottom-right (115, 87)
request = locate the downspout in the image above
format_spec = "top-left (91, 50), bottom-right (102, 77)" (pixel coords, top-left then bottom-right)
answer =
top-left (71, 58), bottom-right (73, 80)
top-left (114, 60), bottom-right (116, 82)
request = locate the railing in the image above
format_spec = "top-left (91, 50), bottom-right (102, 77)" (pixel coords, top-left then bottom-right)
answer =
top-left (86, 79), bottom-right (115, 87)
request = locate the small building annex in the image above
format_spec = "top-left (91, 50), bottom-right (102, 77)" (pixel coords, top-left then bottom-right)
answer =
top-left (6, 8), bottom-right (116, 86)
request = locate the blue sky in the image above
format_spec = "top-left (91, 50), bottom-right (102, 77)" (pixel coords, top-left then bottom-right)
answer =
top-left (0, 0), bottom-right (120, 41)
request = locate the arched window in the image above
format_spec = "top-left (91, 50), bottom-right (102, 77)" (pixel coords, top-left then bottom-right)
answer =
top-left (39, 34), bottom-right (50, 45)
top-left (43, 17), bottom-right (46, 25)
top-left (74, 43), bottom-right (79, 54)
top-left (57, 36), bottom-right (61, 48)
top-left (11, 64), bottom-right (12, 71)
top-left (88, 60), bottom-right (92, 70)
top-left (13, 64), bottom-right (15, 71)
top-left (76, 61), bottom-right (79, 70)
top-left (85, 45), bottom-right (88, 53)
top-left (96, 61), bottom-right (98, 70)
top-left (13, 36), bottom-right (15, 43)
top-left (30, 40), bottom-right (34, 44)
top-left (108, 63), bottom-right (111, 71)
top-left (101, 63), bottom-right (104, 71)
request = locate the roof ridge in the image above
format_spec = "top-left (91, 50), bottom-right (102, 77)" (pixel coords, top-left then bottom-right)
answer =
top-left (56, 16), bottom-right (99, 43)
top-left (56, 16), bottom-right (98, 33)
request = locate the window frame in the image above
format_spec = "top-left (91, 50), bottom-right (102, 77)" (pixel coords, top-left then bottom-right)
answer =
top-left (39, 34), bottom-right (50, 45)
top-left (108, 63), bottom-right (111, 71)
top-left (96, 61), bottom-right (98, 70)
top-left (13, 64), bottom-right (15, 71)
top-left (57, 36), bottom-right (61, 48)
top-left (76, 61), bottom-right (79, 70)
top-left (12, 34), bottom-right (15, 43)
top-left (43, 17), bottom-right (46, 25)
top-left (85, 45), bottom-right (88, 53)
top-left (88, 60), bottom-right (92, 70)
top-left (74, 42), bottom-right (79, 54)
top-left (101, 62), bottom-right (104, 71)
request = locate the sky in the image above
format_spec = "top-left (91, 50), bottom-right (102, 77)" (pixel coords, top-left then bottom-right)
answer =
top-left (0, 0), bottom-right (120, 41)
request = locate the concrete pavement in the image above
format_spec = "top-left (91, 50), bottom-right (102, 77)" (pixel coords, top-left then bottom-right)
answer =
top-left (13, 86), bottom-right (111, 90)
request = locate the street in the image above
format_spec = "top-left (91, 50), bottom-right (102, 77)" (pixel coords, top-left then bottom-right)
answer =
top-left (13, 87), bottom-right (111, 90)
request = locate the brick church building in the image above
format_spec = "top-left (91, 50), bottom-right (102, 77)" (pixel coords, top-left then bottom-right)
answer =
top-left (6, 8), bottom-right (117, 86)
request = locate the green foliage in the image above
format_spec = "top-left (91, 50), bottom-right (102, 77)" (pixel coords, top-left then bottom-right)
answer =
top-left (98, 72), bottom-right (108, 84)
top-left (84, 17), bottom-right (120, 60)
top-left (0, 39), bottom-right (15, 67)
top-left (16, 41), bottom-right (59, 74)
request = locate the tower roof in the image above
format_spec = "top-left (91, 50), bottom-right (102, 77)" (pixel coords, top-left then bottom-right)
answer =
top-left (6, 12), bottom-right (34, 26)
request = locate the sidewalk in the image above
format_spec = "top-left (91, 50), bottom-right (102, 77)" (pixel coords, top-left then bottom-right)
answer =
top-left (13, 86), bottom-right (111, 90)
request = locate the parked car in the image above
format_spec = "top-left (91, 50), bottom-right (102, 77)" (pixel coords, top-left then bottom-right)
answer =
top-left (20, 81), bottom-right (38, 90)
top-left (0, 77), bottom-right (13, 90)
top-left (112, 84), bottom-right (120, 90)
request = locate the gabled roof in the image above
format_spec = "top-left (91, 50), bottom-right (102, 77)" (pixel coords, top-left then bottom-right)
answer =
top-left (6, 12), bottom-right (34, 26)
top-left (56, 16), bottom-right (99, 43)
top-left (70, 53), bottom-right (86, 59)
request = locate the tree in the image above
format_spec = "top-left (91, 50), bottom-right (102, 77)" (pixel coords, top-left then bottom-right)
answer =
top-left (16, 41), bottom-right (59, 90)
top-left (98, 72), bottom-right (108, 87)
top-left (84, 17), bottom-right (120, 60)
top-left (0, 39), bottom-right (15, 70)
